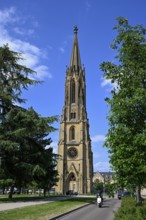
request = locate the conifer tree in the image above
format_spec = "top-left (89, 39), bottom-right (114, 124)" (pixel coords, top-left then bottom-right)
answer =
top-left (0, 45), bottom-right (58, 198)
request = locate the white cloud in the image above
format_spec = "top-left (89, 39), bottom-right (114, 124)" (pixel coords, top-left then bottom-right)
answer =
top-left (85, 1), bottom-right (91, 11)
top-left (11, 39), bottom-right (41, 56)
top-left (101, 78), bottom-right (112, 87)
top-left (59, 40), bottom-right (67, 54)
top-left (93, 151), bottom-right (100, 159)
top-left (13, 27), bottom-right (34, 36)
top-left (101, 78), bottom-right (118, 92)
top-left (0, 7), bottom-right (18, 25)
top-left (21, 52), bottom-right (39, 67)
top-left (34, 65), bottom-right (52, 80)
top-left (59, 47), bottom-right (65, 53)
top-left (91, 135), bottom-right (105, 143)
top-left (50, 141), bottom-right (58, 154)
top-left (94, 161), bottom-right (111, 172)
top-left (0, 7), bottom-right (52, 81)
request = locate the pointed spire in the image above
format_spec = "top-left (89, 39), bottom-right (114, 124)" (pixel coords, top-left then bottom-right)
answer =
top-left (70, 25), bottom-right (81, 68)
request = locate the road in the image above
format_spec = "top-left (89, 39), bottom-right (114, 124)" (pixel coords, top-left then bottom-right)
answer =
top-left (54, 198), bottom-right (121, 220)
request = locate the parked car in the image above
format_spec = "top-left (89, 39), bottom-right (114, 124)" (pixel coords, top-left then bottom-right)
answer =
top-left (28, 189), bottom-right (33, 194)
top-left (36, 189), bottom-right (44, 194)
top-left (66, 190), bottom-right (78, 195)
top-left (122, 191), bottom-right (131, 197)
top-left (13, 189), bottom-right (20, 194)
top-left (6, 188), bottom-right (20, 194)
top-left (117, 191), bottom-right (131, 199)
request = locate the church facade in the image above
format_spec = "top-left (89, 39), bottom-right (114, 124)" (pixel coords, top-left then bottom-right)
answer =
top-left (56, 26), bottom-right (93, 194)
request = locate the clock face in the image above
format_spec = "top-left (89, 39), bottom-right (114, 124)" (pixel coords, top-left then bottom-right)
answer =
top-left (68, 147), bottom-right (78, 158)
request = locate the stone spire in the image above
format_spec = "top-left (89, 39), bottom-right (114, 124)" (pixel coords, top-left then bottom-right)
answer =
top-left (70, 26), bottom-right (81, 68)
top-left (56, 26), bottom-right (93, 195)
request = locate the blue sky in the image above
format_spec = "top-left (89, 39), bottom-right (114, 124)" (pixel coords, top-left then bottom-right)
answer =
top-left (0, 0), bottom-right (146, 172)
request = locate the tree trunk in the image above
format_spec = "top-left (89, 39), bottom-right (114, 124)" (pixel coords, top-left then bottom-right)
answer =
top-left (8, 185), bottom-right (14, 199)
top-left (136, 185), bottom-right (141, 205)
top-left (44, 188), bottom-right (46, 197)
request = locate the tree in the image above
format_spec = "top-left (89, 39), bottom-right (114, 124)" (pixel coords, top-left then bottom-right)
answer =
top-left (1, 107), bottom-right (58, 194)
top-left (0, 44), bottom-right (39, 116)
top-left (100, 17), bottom-right (146, 204)
top-left (93, 179), bottom-right (103, 192)
top-left (33, 147), bottom-right (58, 196)
top-left (0, 45), bottom-right (58, 198)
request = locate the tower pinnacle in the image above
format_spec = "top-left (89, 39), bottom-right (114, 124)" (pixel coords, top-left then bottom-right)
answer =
top-left (70, 25), bottom-right (81, 68)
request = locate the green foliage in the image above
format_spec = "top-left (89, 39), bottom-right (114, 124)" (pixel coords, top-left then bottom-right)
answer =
top-left (93, 179), bottom-right (103, 191)
top-left (0, 44), bottom-right (59, 196)
top-left (0, 44), bottom-right (39, 117)
top-left (114, 197), bottom-right (146, 220)
top-left (0, 179), bottom-right (13, 190)
top-left (105, 183), bottom-right (115, 197)
top-left (100, 17), bottom-right (146, 200)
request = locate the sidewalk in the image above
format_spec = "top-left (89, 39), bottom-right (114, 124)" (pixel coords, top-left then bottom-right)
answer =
top-left (0, 196), bottom-right (69, 212)
top-left (0, 200), bottom-right (49, 211)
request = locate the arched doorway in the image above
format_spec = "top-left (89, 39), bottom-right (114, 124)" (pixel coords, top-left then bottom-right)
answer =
top-left (67, 172), bottom-right (77, 192)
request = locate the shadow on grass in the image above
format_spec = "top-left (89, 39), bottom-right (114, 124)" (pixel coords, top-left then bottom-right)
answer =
top-left (0, 195), bottom-right (96, 204)
top-left (0, 196), bottom-right (47, 203)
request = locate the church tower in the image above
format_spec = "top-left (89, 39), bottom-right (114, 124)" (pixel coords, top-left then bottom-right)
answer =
top-left (56, 26), bottom-right (93, 194)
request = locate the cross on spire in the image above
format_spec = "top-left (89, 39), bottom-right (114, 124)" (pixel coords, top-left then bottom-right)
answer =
top-left (74, 25), bottom-right (78, 34)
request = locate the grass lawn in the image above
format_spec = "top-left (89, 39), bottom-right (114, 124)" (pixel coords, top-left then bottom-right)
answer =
top-left (0, 197), bottom-right (95, 220)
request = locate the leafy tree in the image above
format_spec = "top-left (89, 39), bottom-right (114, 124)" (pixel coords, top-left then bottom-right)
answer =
top-left (0, 45), bottom-right (58, 198)
top-left (0, 179), bottom-right (13, 194)
top-left (93, 179), bottom-right (103, 192)
top-left (105, 182), bottom-right (115, 198)
top-left (100, 17), bottom-right (146, 204)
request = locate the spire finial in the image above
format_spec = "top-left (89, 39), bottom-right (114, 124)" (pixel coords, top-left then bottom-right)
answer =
top-left (74, 25), bottom-right (78, 34)
top-left (70, 25), bottom-right (81, 68)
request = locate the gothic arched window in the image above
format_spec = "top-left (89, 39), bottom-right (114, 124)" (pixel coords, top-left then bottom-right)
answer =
top-left (70, 79), bottom-right (75, 103)
top-left (69, 172), bottom-right (76, 181)
top-left (69, 126), bottom-right (75, 140)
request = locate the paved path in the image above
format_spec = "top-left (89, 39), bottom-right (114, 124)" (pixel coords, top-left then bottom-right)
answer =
top-left (0, 196), bottom-right (68, 211)
top-left (0, 200), bottom-right (49, 211)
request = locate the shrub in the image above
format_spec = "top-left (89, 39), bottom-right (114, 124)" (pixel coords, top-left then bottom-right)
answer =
top-left (114, 197), bottom-right (146, 220)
